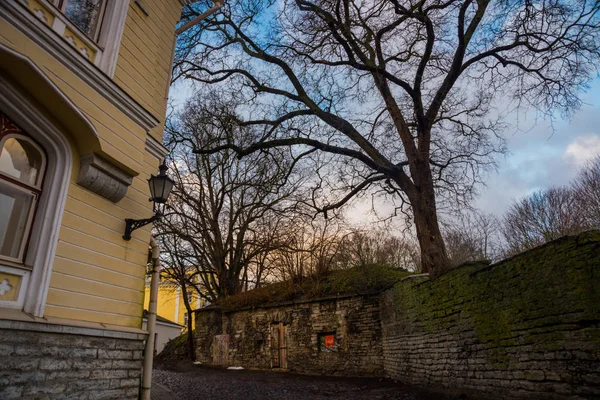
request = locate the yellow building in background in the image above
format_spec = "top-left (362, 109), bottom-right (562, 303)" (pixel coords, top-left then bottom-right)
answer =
top-left (0, 0), bottom-right (191, 398)
top-left (144, 280), bottom-right (206, 330)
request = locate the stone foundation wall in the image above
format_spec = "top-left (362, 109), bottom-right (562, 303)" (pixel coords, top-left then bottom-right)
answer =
top-left (380, 231), bottom-right (600, 399)
top-left (194, 308), bottom-right (224, 365)
top-left (195, 294), bottom-right (383, 377)
top-left (0, 320), bottom-right (145, 399)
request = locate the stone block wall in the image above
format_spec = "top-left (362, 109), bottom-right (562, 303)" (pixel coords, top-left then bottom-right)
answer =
top-left (195, 294), bottom-right (383, 377)
top-left (0, 320), bottom-right (145, 399)
top-left (194, 308), bottom-right (224, 365)
top-left (380, 231), bottom-right (600, 399)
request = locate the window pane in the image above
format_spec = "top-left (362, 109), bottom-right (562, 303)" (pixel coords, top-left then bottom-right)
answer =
top-left (0, 138), bottom-right (43, 186)
top-left (318, 333), bottom-right (337, 353)
top-left (64, 0), bottom-right (105, 38)
top-left (0, 183), bottom-right (34, 260)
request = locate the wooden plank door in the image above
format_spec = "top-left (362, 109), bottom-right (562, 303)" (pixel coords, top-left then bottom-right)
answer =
top-left (213, 334), bottom-right (229, 366)
top-left (271, 323), bottom-right (288, 369)
top-left (270, 324), bottom-right (280, 368)
top-left (279, 323), bottom-right (288, 369)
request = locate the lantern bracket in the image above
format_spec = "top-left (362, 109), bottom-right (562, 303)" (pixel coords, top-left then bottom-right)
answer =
top-left (123, 212), bottom-right (162, 241)
top-left (122, 160), bottom-right (174, 241)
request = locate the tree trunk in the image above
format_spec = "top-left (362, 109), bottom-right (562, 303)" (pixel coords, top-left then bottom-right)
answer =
top-left (180, 281), bottom-right (196, 361)
top-left (412, 198), bottom-right (449, 276)
top-left (407, 163), bottom-right (450, 275)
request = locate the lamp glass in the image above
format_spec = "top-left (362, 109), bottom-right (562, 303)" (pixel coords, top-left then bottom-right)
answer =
top-left (148, 174), bottom-right (174, 204)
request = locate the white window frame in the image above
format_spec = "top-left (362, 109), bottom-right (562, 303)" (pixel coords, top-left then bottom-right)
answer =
top-left (55, 0), bottom-right (131, 77)
top-left (0, 134), bottom-right (47, 189)
top-left (0, 75), bottom-right (72, 316)
top-left (50, 0), bottom-right (109, 41)
top-left (0, 132), bottom-right (48, 265)
top-left (15, 0), bottom-right (130, 78)
top-left (95, 0), bottom-right (130, 77)
top-left (0, 177), bottom-right (39, 264)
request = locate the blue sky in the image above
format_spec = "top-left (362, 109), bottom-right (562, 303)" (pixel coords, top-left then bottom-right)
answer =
top-left (169, 77), bottom-right (600, 222)
top-left (475, 78), bottom-right (600, 217)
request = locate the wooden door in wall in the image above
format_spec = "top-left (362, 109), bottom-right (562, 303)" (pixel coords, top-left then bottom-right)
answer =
top-left (270, 323), bottom-right (287, 369)
top-left (213, 334), bottom-right (229, 366)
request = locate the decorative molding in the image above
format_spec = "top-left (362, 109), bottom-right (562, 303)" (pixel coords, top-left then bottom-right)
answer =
top-left (0, 266), bottom-right (29, 309)
top-left (0, 73), bottom-right (72, 318)
top-left (0, 279), bottom-right (12, 296)
top-left (145, 135), bottom-right (169, 161)
top-left (63, 26), bottom-right (96, 61)
top-left (0, 318), bottom-right (147, 340)
top-left (77, 153), bottom-right (134, 203)
top-left (0, 43), bottom-right (103, 157)
top-left (134, 0), bottom-right (150, 16)
top-left (0, 0), bottom-right (160, 131)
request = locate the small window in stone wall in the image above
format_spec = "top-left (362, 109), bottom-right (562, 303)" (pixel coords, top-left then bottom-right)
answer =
top-left (255, 333), bottom-right (264, 350)
top-left (318, 332), bottom-right (337, 353)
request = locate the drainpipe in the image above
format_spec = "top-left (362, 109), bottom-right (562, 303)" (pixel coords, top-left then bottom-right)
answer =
top-left (142, 236), bottom-right (161, 400)
top-left (176, 0), bottom-right (224, 35)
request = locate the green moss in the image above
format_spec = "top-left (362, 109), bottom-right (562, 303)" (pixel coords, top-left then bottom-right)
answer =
top-left (156, 331), bottom-right (193, 363)
top-left (218, 264), bottom-right (412, 312)
top-left (388, 230), bottom-right (600, 369)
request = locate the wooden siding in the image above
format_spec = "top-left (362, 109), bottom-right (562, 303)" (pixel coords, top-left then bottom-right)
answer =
top-left (44, 151), bottom-right (163, 328)
top-left (0, 0), bottom-right (182, 329)
top-left (0, 23), bottom-right (145, 172)
top-left (114, 0), bottom-right (181, 142)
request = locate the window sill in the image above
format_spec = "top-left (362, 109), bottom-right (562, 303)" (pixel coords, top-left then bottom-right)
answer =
top-left (0, 258), bottom-right (33, 271)
top-left (20, 0), bottom-right (102, 64)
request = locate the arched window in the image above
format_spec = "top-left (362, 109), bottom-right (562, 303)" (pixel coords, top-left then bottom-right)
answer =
top-left (0, 59), bottom-right (73, 316)
top-left (0, 113), bottom-right (47, 264)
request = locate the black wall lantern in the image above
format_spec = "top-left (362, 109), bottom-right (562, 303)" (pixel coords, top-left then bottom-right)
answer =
top-left (123, 161), bottom-right (175, 241)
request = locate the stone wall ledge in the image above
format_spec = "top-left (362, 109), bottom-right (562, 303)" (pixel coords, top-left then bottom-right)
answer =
top-left (0, 309), bottom-right (147, 341)
top-left (196, 289), bottom-right (385, 314)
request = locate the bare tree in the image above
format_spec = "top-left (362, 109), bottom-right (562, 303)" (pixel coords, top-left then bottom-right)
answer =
top-left (572, 156), bottom-right (600, 230)
top-left (443, 211), bottom-right (501, 265)
top-left (155, 234), bottom-right (202, 360)
top-left (338, 229), bottom-right (421, 271)
top-left (158, 95), bottom-right (306, 299)
top-left (175, 0), bottom-right (600, 275)
top-left (268, 216), bottom-right (348, 281)
top-left (502, 187), bottom-right (588, 255)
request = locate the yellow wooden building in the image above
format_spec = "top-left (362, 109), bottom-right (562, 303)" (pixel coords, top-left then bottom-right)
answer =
top-left (0, 0), bottom-right (193, 398)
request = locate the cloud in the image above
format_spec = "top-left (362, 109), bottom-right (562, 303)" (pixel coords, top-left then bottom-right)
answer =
top-left (472, 76), bottom-right (600, 218)
top-left (563, 135), bottom-right (600, 168)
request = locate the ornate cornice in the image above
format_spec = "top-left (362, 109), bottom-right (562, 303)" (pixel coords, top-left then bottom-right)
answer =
top-left (0, 1), bottom-right (160, 131)
top-left (145, 135), bottom-right (169, 161)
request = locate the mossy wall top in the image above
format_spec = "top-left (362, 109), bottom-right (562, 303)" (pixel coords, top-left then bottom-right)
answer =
top-left (380, 230), bottom-right (600, 399)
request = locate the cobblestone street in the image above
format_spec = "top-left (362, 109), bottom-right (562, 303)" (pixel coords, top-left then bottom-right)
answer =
top-left (153, 365), bottom-right (463, 400)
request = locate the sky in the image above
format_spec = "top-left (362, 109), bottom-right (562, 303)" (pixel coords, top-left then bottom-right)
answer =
top-left (474, 78), bottom-right (600, 218)
top-left (168, 77), bottom-right (600, 224)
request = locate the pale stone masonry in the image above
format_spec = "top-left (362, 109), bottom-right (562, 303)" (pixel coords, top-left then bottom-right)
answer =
top-left (380, 231), bottom-right (600, 399)
top-left (194, 231), bottom-right (600, 399)
top-left (0, 320), bottom-right (144, 400)
top-left (195, 294), bottom-right (384, 377)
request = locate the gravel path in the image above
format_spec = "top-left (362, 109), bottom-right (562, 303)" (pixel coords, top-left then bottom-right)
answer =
top-left (153, 365), bottom-right (464, 400)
